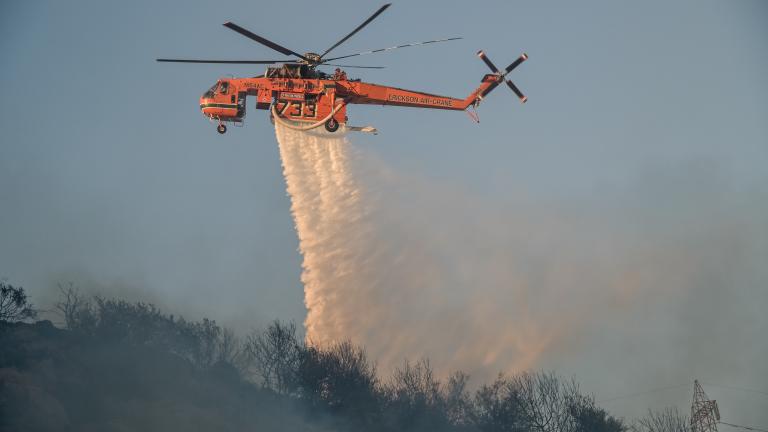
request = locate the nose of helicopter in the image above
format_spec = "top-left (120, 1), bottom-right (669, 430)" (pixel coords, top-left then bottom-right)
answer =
top-left (199, 94), bottom-right (239, 120)
top-left (199, 95), bottom-right (214, 118)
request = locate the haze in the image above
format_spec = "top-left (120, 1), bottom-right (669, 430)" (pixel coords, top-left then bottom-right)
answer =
top-left (1, 0), bottom-right (766, 426)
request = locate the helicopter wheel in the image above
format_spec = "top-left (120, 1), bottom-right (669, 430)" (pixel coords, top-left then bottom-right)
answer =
top-left (217, 124), bottom-right (227, 134)
top-left (324, 118), bottom-right (340, 133)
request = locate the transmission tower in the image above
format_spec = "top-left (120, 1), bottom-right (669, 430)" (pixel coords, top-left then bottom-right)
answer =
top-left (691, 380), bottom-right (720, 432)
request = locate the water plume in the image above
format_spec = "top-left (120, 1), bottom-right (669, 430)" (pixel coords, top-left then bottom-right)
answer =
top-left (274, 122), bottom-right (768, 397)
top-left (274, 125), bottom-right (371, 345)
top-left (274, 124), bottom-right (552, 377)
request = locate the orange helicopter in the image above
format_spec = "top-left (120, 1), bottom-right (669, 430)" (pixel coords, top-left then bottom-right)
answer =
top-left (157, 4), bottom-right (527, 134)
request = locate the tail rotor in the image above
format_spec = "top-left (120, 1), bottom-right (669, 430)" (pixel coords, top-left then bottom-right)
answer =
top-left (477, 50), bottom-right (528, 103)
top-left (506, 80), bottom-right (527, 103)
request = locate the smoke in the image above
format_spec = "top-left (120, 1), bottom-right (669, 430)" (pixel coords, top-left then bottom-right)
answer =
top-left (274, 122), bottom-right (768, 419)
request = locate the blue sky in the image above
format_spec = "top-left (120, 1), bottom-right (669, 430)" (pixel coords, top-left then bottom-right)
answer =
top-left (1, 0), bottom-right (767, 424)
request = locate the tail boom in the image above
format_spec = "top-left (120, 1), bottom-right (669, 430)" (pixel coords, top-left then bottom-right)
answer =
top-left (338, 81), bottom-right (471, 111)
top-left (337, 51), bottom-right (527, 112)
top-left (337, 72), bottom-right (513, 112)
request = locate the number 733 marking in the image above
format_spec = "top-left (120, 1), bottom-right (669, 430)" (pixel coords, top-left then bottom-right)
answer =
top-left (276, 100), bottom-right (317, 118)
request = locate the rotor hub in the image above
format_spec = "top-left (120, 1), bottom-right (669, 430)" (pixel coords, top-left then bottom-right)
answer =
top-left (303, 52), bottom-right (322, 64)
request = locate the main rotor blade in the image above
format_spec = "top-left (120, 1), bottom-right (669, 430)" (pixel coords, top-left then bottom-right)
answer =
top-left (320, 3), bottom-right (391, 58)
top-left (506, 80), bottom-right (527, 103)
top-left (323, 37), bottom-right (462, 62)
top-left (157, 58), bottom-right (286, 64)
top-left (322, 63), bottom-right (386, 69)
top-left (223, 22), bottom-right (310, 62)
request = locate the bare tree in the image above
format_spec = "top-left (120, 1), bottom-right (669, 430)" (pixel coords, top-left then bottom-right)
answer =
top-left (383, 358), bottom-right (452, 430)
top-left (633, 407), bottom-right (690, 432)
top-left (0, 281), bottom-right (36, 322)
top-left (473, 373), bottom-right (527, 432)
top-left (188, 318), bottom-right (223, 368)
top-left (297, 339), bottom-right (380, 425)
top-left (55, 282), bottom-right (93, 330)
top-left (568, 392), bottom-right (626, 432)
top-left (512, 371), bottom-right (581, 432)
top-left (243, 320), bottom-right (302, 394)
top-left (444, 370), bottom-right (473, 427)
top-left (388, 358), bottom-right (443, 409)
top-left (217, 327), bottom-right (237, 361)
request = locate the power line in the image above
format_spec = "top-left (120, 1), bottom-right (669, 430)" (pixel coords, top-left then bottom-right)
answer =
top-left (702, 383), bottom-right (768, 399)
top-left (719, 421), bottom-right (768, 432)
top-left (597, 382), bottom-right (691, 404)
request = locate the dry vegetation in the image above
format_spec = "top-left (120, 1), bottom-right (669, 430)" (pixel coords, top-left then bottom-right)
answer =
top-left (0, 283), bottom-right (689, 432)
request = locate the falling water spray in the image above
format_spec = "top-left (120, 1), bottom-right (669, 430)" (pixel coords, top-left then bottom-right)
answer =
top-left (271, 119), bottom-right (768, 392)
top-left (273, 123), bottom-right (555, 377)
top-left (275, 124), bottom-right (372, 345)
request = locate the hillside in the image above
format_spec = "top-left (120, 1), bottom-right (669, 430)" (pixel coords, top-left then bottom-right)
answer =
top-left (0, 292), bottom-right (626, 432)
top-left (0, 320), bottom-right (327, 432)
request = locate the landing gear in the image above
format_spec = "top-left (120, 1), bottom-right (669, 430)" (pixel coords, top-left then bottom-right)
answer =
top-left (324, 118), bottom-right (340, 133)
top-left (217, 124), bottom-right (227, 134)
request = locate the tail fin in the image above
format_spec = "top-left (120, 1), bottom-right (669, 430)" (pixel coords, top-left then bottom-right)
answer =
top-left (461, 51), bottom-right (528, 109)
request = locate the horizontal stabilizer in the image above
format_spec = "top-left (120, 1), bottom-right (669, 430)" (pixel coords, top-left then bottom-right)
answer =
top-left (347, 125), bottom-right (379, 135)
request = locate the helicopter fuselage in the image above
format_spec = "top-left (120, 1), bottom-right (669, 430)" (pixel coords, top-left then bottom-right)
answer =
top-left (199, 63), bottom-right (501, 132)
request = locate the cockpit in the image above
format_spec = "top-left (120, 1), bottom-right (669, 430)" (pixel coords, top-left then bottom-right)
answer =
top-left (199, 79), bottom-right (244, 133)
top-left (203, 80), bottom-right (230, 98)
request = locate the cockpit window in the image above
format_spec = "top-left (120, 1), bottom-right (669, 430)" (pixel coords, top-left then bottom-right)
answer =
top-left (220, 81), bottom-right (229, 94)
top-left (203, 82), bottom-right (218, 98)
